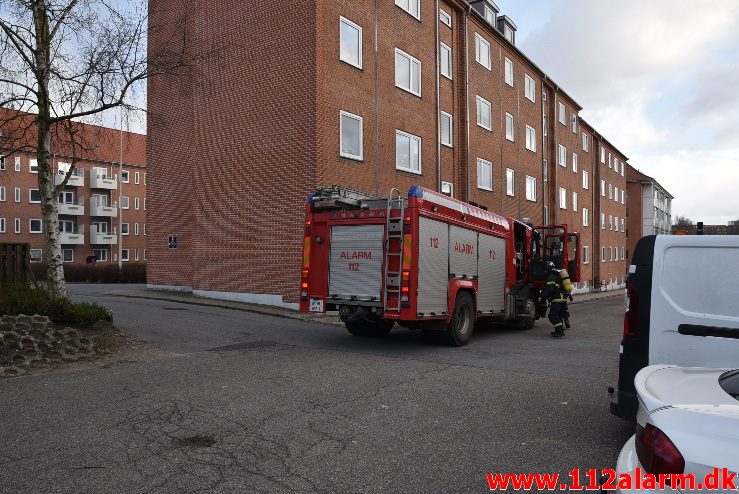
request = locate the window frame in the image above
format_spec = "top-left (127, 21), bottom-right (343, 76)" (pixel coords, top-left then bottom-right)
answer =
top-left (121, 170), bottom-right (130, 183)
top-left (0, 186), bottom-right (5, 202)
top-left (121, 195), bottom-right (130, 209)
top-left (14, 218), bottom-right (20, 233)
top-left (504, 57), bottom-right (513, 86)
top-left (505, 168), bottom-right (515, 196)
top-left (395, 0), bottom-right (420, 20)
top-left (29, 219), bottom-right (43, 234)
top-left (339, 110), bottom-right (364, 161)
top-left (14, 187), bottom-right (21, 202)
top-left (477, 158), bottom-right (493, 191)
top-left (558, 102), bottom-right (566, 125)
top-left (440, 111), bottom-right (453, 147)
top-left (134, 171), bottom-right (140, 184)
top-left (121, 248), bottom-right (129, 262)
top-left (572, 191), bottom-right (578, 212)
top-left (395, 129), bottom-right (422, 174)
top-left (29, 159), bottom-right (38, 173)
top-left (572, 152), bottom-right (578, 173)
top-left (93, 248), bottom-right (108, 262)
top-left (0, 217), bottom-right (5, 233)
top-left (525, 125), bottom-right (536, 152)
top-left (339, 16), bottom-right (363, 69)
top-left (582, 132), bottom-right (589, 152)
top-left (524, 74), bottom-right (536, 102)
top-left (440, 42), bottom-right (452, 80)
top-left (558, 144), bottom-right (566, 167)
top-left (582, 170), bottom-right (589, 189)
top-left (559, 187), bottom-right (567, 210)
top-left (582, 208), bottom-right (589, 227)
top-left (439, 9), bottom-right (452, 27)
top-left (394, 48), bottom-right (422, 97)
top-left (441, 181), bottom-right (453, 197)
top-left (476, 95), bottom-right (492, 131)
top-left (29, 189), bottom-right (41, 204)
top-left (474, 33), bottom-right (491, 70)
top-left (583, 245), bottom-right (590, 264)
top-left (62, 249), bottom-right (74, 263)
top-left (30, 249), bottom-right (42, 263)
top-left (505, 112), bottom-right (514, 141)
top-left (525, 175), bottom-right (536, 202)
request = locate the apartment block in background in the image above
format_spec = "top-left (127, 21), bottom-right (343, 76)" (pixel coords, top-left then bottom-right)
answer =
top-left (625, 164), bottom-right (673, 259)
top-left (0, 109), bottom-right (147, 266)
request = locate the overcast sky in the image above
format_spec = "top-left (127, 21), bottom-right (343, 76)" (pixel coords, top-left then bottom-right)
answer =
top-left (497, 0), bottom-right (739, 224)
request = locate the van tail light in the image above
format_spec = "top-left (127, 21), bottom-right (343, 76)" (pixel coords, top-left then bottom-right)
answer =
top-left (623, 279), bottom-right (639, 339)
top-left (635, 423), bottom-right (684, 475)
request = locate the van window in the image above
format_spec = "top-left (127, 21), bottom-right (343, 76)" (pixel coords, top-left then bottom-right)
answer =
top-left (661, 246), bottom-right (739, 319)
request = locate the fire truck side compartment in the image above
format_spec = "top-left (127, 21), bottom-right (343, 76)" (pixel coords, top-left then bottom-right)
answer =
top-left (477, 233), bottom-right (507, 313)
top-left (417, 217), bottom-right (449, 315)
top-left (328, 224), bottom-right (384, 303)
top-left (449, 225), bottom-right (478, 279)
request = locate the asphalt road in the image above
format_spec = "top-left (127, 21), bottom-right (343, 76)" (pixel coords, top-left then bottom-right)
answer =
top-left (0, 284), bottom-right (633, 493)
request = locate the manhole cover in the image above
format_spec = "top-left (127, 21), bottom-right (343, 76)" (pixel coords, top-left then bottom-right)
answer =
top-left (175, 435), bottom-right (216, 448)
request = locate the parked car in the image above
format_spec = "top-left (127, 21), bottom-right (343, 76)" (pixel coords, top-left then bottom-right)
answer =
top-left (610, 234), bottom-right (739, 420)
top-left (613, 365), bottom-right (739, 493)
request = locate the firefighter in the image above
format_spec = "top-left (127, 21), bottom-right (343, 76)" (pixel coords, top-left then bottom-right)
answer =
top-left (539, 261), bottom-right (567, 337)
top-left (559, 268), bottom-right (575, 329)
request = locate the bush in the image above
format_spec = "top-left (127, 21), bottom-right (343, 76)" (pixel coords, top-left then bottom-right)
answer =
top-left (0, 282), bottom-right (112, 326)
top-left (31, 262), bottom-right (146, 283)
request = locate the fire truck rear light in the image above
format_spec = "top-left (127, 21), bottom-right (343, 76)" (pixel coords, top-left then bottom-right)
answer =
top-left (302, 269), bottom-right (309, 278)
top-left (401, 286), bottom-right (409, 294)
top-left (305, 220), bottom-right (311, 226)
top-left (301, 281), bottom-right (308, 289)
top-left (402, 270), bottom-right (410, 281)
top-left (404, 215), bottom-right (411, 225)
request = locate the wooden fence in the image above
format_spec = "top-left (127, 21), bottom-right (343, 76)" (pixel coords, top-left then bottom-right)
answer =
top-left (0, 243), bottom-right (32, 287)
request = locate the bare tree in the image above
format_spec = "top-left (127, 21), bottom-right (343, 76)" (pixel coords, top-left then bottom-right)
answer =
top-left (672, 215), bottom-right (694, 230)
top-left (0, 0), bottom-right (190, 296)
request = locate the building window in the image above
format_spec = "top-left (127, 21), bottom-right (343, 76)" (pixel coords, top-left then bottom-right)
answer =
top-left (525, 175), bottom-right (536, 202)
top-left (135, 171), bottom-right (140, 184)
top-left (0, 155), bottom-right (4, 170)
top-left (14, 156), bottom-right (20, 172)
top-left (572, 191), bottom-right (578, 212)
top-left (558, 102), bottom-right (566, 125)
top-left (524, 74), bottom-right (535, 102)
top-left (62, 249), bottom-right (74, 263)
top-left (28, 189), bottom-right (41, 203)
top-left (544, 205), bottom-right (549, 224)
top-left (558, 144), bottom-right (566, 167)
top-left (506, 168), bottom-right (515, 196)
top-left (144, 223), bottom-right (148, 235)
top-left (474, 33), bottom-right (491, 70)
top-left (614, 186), bottom-right (619, 202)
top-left (610, 247), bottom-right (613, 261)
top-left (14, 218), bottom-right (20, 233)
top-left (600, 146), bottom-right (605, 163)
top-left (615, 216), bottom-right (619, 232)
top-left (543, 114), bottom-right (547, 137)
top-left (441, 181), bottom-right (453, 197)
top-left (559, 187), bottom-right (567, 209)
top-left (543, 159), bottom-right (548, 182)
top-left (134, 197), bottom-right (140, 210)
top-left (582, 133), bottom-right (589, 152)
top-left (143, 249), bottom-right (147, 261)
top-left (582, 170), bottom-right (589, 189)
top-left (608, 153), bottom-right (613, 169)
top-left (29, 159), bottom-right (38, 173)
top-left (601, 246), bottom-right (606, 263)
top-left (477, 158), bottom-right (492, 191)
top-left (600, 213), bottom-right (605, 230)
top-left (483, 5), bottom-right (495, 24)
top-left (621, 246), bottom-right (625, 260)
top-left (144, 198), bottom-right (147, 210)
top-left (504, 57), bottom-right (513, 86)
top-left (59, 191), bottom-right (74, 204)
top-left (609, 214), bottom-right (613, 230)
top-left (476, 95), bottom-right (492, 130)
top-left (121, 249), bottom-right (129, 262)
top-left (93, 248), bottom-right (108, 262)
top-left (30, 249), bottom-right (42, 263)
top-left (121, 196), bottom-right (130, 209)
top-left (583, 246), bottom-right (590, 264)
top-left (14, 187), bottom-right (21, 202)
top-left (440, 42), bottom-right (452, 79)
top-left (608, 183), bottom-right (613, 200)
top-left (144, 173), bottom-right (147, 185)
top-left (505, 113), bottom-right (514, 141)
top-left (571, 113), bottom-right (577, 133)
top-left (621, 161), bottom-right (625, 176)
top-left (121, 223), bottom-right (129, 236)
top-left (582, 208), bottom-right (589, 227)
top-left (621, 190), bottom-right (625, 204)
top-left (339, 16), bottom-right (363, 69)
top-left (395, 48), bottom-right (421, 96)
top-left (621, 218), bottom-right (625, 232)
top-left (572, 153), bottom-right (578, 173)
top-left (396, 0), bottom-right (420, 18)
top-left (59, 220), bottom-right (74, 233)
top-left (525, 125), bottom-right (536, 152)
top-left (0, 217), bottom-right (5, 233)
top-left (0, 186), bottom-right (5, 201)
top-left (395, 130), bottom-right (422, 174)
top-left (440, 111), bottom-right (453, 147)
top-left (121, 170), bottom-right (129, 183)
top-left (29, 219), bottom-right (43, 233)
top-left (339, 111), bottom-right (363, 161)
top-left (439, 9), bottom-right (452, 27)
top-left (134, 248), bottom-right (140, 262)
top-left (600, 180), bottom-right (606, 197)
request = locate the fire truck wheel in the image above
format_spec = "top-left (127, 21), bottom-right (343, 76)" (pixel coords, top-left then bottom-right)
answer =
top-left (520, 296), bottom-right (537, 330)
top-left (444, 291), bottom-right (475, 346)
top-left (345, 320), bottom-right (394, 338)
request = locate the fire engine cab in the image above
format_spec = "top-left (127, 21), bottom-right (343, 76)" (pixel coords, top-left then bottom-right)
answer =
top-left (300, 186), bottom-right (580, 346)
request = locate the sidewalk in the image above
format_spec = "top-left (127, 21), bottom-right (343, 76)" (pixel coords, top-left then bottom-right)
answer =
top-left (106, 286), bottom-right (622, 326)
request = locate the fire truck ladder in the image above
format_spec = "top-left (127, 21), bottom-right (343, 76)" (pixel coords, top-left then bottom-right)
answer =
top-left (384, 188), bottom-right (405, 313)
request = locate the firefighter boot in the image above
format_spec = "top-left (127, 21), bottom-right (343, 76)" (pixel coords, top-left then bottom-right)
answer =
top-left (564, 314), bottom-right (571, 329)
top-left (550, 323), bottom-right (565, 338)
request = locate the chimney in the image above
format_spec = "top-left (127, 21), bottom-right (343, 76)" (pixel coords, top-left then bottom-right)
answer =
top-left (496, 15), bottom-right (518, 45)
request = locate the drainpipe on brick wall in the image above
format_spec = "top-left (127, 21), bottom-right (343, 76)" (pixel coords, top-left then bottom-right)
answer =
top-left (373, 0), bottom-right (381, 195)
top-left (463, 5), bottom-right (471, 202)
top-left (435, 0), bottom-right (441, 193)
top-left (591, 131), bottom-right (597, 291)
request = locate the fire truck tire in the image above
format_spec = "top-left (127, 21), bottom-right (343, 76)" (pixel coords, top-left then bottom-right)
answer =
top-left (519, 295), bottom-right (537, 330)
top-left (444, 291), bottom-right (475, 346)
top-left (345, 320), bottom-right (394, 338)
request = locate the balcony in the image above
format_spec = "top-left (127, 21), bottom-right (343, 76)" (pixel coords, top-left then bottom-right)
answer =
top-left (90, 227), bottom-right (117, 245)
top-left (90, 198), bottom-right (117, 217)
top-left (58, 197), bottom-right (85, 216)
top-left (54, 168), bottom-right (85, 187)
top-left (90, 172), bottom-right (117, 190)
top-left (59, 225), bottom-right (85, 245)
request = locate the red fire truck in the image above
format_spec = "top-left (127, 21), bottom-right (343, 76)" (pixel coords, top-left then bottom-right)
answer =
top-left (299, 185), bottom-right (580, 345)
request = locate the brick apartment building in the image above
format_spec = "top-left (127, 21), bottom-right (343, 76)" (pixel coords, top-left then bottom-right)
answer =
top-left (625, 164), bottom-right (673, 258)
top-left (0, 109), bottom-right (147, 266)
top-left (147, 0), bottom-right (631, 307)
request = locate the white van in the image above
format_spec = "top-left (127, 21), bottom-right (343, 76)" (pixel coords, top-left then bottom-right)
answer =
top-left (610, 234), bottom-right (739, 420)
